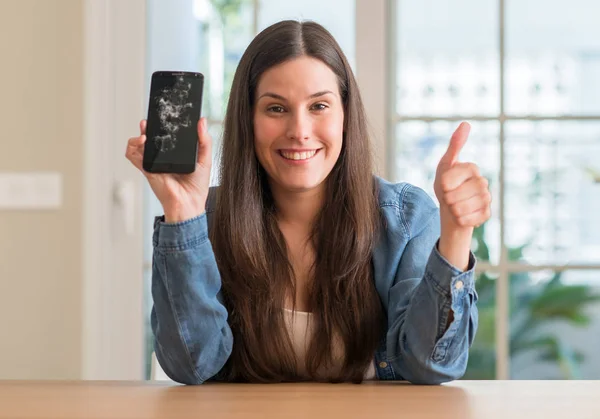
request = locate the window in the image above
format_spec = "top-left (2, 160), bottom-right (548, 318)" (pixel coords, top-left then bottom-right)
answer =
top-left (391, 0), bottom-right (600, 379)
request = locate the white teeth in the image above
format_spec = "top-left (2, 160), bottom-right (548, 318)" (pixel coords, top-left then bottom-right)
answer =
top-left (281, 150), bottom-right (317, 160)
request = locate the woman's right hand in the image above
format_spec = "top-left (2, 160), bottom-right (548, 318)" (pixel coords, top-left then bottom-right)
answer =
top-left (125, 118), bottom-right (213, 223)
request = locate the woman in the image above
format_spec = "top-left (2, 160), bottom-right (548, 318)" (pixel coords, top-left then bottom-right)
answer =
top-left (126, 20), bottom-right (489, 384)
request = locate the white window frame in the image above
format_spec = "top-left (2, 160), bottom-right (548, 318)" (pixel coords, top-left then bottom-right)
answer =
top-left (386, 0), bottom-right (600, 379)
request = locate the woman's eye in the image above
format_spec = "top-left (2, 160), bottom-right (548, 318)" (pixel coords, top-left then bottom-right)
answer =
top-left (312, 103), bottom-right (328, 111)
top-left (268, 105), bottom-right (285, 113)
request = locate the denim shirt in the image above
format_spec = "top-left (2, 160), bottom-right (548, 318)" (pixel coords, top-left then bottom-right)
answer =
top-left (151, 176), bottom-right (478, 385)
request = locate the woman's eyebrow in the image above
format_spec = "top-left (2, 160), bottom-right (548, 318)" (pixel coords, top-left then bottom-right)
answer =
top-left (257, 90), bottom-right (334, 101)
top-left (307, 90), bottom-right (334, 99)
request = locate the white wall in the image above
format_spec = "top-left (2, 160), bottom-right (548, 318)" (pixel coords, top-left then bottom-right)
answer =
top-left (0, 0), bottom-right (84, 379)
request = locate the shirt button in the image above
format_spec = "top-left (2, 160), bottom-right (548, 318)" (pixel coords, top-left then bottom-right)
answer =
top-left (455, 280), bottom-right (464, 290)
top-left (379, 361), bottom-right (388, 369)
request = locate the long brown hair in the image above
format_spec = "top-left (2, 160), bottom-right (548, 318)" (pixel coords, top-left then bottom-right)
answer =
top-left (210, 20), bottom-right (384, 383)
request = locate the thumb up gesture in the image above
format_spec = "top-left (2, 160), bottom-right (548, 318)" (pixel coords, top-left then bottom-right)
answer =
top-left (434, 122), bottom-right (492, 233)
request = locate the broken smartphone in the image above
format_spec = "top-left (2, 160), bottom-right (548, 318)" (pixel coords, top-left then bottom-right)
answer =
top-left (143, 71), bottom-right (204, 174)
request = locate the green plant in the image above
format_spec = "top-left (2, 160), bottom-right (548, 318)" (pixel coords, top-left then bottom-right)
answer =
top-left (463, 223), bottom-right (600, 379)
top-left (209, 0), bottom-right (250, 23)
top-left (200, 0), bottom-right (253, 118)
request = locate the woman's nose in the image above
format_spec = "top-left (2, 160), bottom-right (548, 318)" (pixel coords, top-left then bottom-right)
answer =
top-left (286, 111), bottom-right (311, 141)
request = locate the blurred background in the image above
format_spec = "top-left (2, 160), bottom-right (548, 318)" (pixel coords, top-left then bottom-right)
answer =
top-left (1, 0), bottom-right (599, 381)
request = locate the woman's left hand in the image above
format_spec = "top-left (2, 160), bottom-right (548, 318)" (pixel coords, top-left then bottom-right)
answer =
top-left (434, 122), bottom-right (492, 231)
top-left (433, 122), bottom-right (492, 270)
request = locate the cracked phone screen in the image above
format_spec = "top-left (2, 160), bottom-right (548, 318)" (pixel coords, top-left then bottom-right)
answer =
top-left (145, 73), bottom-right (203, 168)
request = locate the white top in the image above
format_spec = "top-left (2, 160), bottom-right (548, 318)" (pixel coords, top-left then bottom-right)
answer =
top-left (283, 309), bottom-right (376, 380)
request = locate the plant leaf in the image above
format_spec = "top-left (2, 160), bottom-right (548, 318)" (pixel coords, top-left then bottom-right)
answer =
top-left (530, 285), bottom-right (600, 322)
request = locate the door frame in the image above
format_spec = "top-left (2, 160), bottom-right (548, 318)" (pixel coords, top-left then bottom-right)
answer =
top-left (82, 0), bottom-right (146, 380)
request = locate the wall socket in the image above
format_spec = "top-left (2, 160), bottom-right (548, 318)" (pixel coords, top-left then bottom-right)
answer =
top-left (0, 172), bottom-right (63, 210)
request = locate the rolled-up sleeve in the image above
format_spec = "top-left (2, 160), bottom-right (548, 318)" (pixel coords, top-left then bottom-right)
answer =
top-left (151, 213), bottom-right (233, 384)
top-left (385, 185), bottom-right (478, 384)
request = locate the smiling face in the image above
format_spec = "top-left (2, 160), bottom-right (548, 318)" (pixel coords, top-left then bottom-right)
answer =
top-left (253, 56), bottom-right (345, 195)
